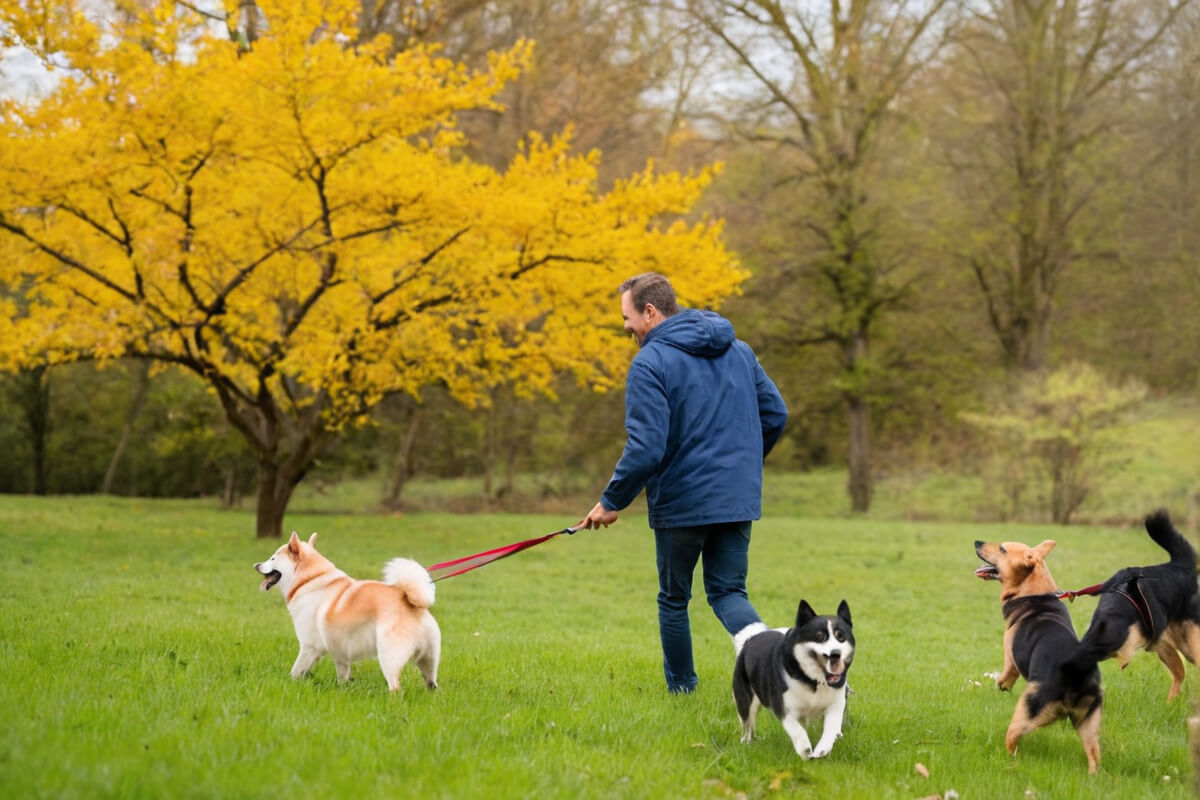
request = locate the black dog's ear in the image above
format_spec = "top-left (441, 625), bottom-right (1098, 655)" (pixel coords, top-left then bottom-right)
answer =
top-left (795, 599), bottom-right (816, 628)
top-left (837, 599), bottom-right (852, 626)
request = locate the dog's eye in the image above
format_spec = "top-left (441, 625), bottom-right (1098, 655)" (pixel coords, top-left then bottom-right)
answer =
top-left (814, 630), bottom-right (827, 642)
top-left (834, 630), bottom-right (845, 643)
top-left (999, 545), bottom-right (1007, 555)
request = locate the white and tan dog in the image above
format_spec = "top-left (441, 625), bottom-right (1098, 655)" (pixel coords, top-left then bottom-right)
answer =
top-left (254, 532), bottom-right (440, 692)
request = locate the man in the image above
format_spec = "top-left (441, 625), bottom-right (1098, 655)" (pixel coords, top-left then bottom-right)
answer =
top-left (579, 272), bottom-right (788, 693)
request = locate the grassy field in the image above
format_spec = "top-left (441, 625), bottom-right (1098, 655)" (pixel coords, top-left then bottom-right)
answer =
top-left (2, 495), bottom-right (1198, 799)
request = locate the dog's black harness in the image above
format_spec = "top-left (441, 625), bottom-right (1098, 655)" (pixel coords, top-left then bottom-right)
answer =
top-left (1109, 577), bottom-right (1157, 639)
top-left (1059, 576), bottom-right (1158, 639)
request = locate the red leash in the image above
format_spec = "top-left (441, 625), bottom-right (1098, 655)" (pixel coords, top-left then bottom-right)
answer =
top-left (1057, 583), bottom-right (1104, 601)
top-left (427, 526), bottom-right (579, 581)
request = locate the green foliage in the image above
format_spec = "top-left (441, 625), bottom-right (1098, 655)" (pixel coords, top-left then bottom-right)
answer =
top-left (0, 497), bottom-right (1195, 798)
top-left (0, 371), bottom-right (37, 492)
top-left (962, 363), bottom-right (1149, 523)
top-left (0, 362), bottom-right (257, 499)
top-left (284, 391), bottom-right (1197, 527)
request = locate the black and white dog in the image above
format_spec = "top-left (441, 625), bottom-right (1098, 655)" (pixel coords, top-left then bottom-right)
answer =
top-left (732, 600), bottom-right (854, 759)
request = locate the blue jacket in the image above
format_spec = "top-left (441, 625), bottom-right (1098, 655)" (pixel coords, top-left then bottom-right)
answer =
top-left (600, 309), bottom-right (788, 529)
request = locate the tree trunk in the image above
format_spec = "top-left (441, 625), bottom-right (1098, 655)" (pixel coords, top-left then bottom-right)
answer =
top-left (503, 429), bottom-right (518, 497)
top-left (255, 459), bottom-right (301, 539)
top-left (483, 395), bottom-right (497, 498)
top-left (847, 394), bottom-right (872, 512)
top-left (208, 374), bottom-right (326, 539)
top-left (222, 462), bottom-right (239, 508)
top-left (101, 360), bottom-right (152, 494)
top-left (19, 366), bottom-right (50, 495)
top-left (842, 329), bottom-right (873, 513)
top-left (384, 406), bottom-right (422, 507)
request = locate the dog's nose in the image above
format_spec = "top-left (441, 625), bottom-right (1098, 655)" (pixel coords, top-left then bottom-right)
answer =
top-left (974, 540), bottom-right (983, 549)
top-left (829, 650), bottom-right (841, 661)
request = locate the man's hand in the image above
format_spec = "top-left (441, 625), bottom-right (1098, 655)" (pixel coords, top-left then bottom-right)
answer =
top-left (578, 501), bottom-right (619, 530)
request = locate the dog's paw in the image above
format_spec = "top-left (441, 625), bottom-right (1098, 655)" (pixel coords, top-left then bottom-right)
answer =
top-left (739, 732), bottom-right (754, 744)
top-left (811, 744), bottom-right (832, 759)
top-left (794, 743), bottom-right (813, 760)
top-left (986, 670), bottom-right (1015, 691)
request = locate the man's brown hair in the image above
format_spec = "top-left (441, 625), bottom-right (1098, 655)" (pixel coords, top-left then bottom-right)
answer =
top-left (619, 272), bottom-right (679, 317)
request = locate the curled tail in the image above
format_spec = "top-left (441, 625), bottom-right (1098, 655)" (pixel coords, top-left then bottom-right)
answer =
top-left (1145, 510), bottom-right (1194, 569)
top-left (382, 558), bottom-right (436, 608)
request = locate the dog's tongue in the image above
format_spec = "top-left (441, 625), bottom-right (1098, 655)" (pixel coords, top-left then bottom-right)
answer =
top-left (260, 570), bottom-right (281, 591)
top-left (975, 565), bottom-right (999, 580)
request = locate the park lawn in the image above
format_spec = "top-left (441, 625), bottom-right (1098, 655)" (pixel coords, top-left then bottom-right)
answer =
top-left (0, 495), bottom-right (1195, 799)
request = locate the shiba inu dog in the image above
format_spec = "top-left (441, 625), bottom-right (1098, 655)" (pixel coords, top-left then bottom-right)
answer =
top-left (974, 538), bottom-right (1102, 773)
top-left (1065, 510), bottom-right (1200, 702)
top-left (731, 600), bottom-right (854, 759)
top-left (254, 532), bottom-right (440, 692)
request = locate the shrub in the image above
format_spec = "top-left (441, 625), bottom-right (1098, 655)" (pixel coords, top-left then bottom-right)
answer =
top-left (961, 363), bottom-right (1147, 523)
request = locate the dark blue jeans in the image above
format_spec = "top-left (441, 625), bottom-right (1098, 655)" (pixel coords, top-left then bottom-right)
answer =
top-left (654, 521), bottom-right (762, 693)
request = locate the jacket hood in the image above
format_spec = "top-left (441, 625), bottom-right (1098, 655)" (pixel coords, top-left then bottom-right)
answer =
top-left (642, 308), bottom-right (734, 356)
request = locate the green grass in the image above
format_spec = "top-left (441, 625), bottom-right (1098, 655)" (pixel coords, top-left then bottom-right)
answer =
top-left (1, 495), bottom-right (1197, 798)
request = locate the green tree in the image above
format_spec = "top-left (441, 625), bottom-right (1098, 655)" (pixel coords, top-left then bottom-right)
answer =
top-left (683, 0), bottom-right (953, 511)
top-left (939, 0), bottom-right (1193, 372)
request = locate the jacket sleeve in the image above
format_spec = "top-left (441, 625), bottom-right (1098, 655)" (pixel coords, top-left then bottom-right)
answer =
top-left (755, 361), bottom-right (788, 459)
top-left (600, 356), bottom-right (669, 511)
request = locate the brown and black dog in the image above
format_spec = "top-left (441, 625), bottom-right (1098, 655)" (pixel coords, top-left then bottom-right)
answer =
top-left (974, 539), bottom-right (1102, 774)
top-left (1063, 510), bottom-right (1200, 702)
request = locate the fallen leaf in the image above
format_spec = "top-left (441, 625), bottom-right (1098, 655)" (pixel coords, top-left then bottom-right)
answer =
top-left (914, 762), bottom-right (930, 779)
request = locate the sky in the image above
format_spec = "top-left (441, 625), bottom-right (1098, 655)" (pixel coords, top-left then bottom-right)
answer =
top-left (0, 45), bottom-right (57, 102)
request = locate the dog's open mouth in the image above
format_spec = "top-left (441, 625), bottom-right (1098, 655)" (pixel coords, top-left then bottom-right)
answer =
top-left (260, 570), bottom-right (281, 591)
top-left (975, 563), bottom-right (999, 580)
top-left (825, 669), bottom-right (847, 688)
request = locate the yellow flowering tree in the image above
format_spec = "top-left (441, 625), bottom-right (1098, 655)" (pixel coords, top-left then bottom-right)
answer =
top-left (0, 0), bottom-right (743, 537)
